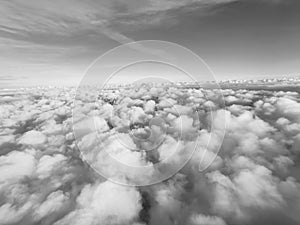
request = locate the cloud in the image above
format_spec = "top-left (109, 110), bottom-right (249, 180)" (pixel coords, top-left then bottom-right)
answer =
top-left (233, 166), bottom-right (284, 208)
top-left (55, 181), bottom-right (142, 225)
top-left (144, 100), bottom-right (156, 113)
top-left (0, 0), bottom-right (239, 47)
top-left (0, 201), bottom-right (32, 225)
top-left (33, 190), bottom-right (70, 221)
top-left (1, 84), bottom-right (300, 225)
top-left (36, 154), bottom-right (67, 179)
top-left (276, 97), bottom-right (300, 123)
top-left (0, 150), bottom-right (36, 182)
top-left (189, 213), bottom-right (227, 225)
top-left (18, 130), bottom-right (48, 146)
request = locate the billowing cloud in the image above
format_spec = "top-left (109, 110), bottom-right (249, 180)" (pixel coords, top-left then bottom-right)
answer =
top-left (0, 84), bottom-right (300, 225)
top-left (55, 181), bottom-right (142, 225)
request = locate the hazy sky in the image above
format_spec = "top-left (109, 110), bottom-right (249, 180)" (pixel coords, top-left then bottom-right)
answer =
top-left (1, 0), bottom-right (300, 86)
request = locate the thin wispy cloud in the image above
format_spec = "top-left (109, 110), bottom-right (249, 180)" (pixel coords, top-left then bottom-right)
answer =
top-left (0, 0), bottom-right (238, 45)
top-left (0, 0), bottom-right (299, 86)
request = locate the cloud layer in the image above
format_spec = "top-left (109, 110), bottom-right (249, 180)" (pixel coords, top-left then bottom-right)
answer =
top-left (0, 83), bottom-right (300, 225)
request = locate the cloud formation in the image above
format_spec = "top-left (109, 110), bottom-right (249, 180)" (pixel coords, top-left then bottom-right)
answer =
top-left (0, 83), bottom-right (300, 225)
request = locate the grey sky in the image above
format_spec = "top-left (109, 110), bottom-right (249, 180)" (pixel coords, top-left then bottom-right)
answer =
top-left (0, 0), bottom-right (299, 86)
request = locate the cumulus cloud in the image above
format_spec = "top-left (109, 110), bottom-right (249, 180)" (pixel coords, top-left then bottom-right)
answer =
top-left (1, 84), bottom-right (300, 225)
top-left (18, 130), bottom-right (47, 147)
top-left (36, 154), bottom-right (68, 179)
top-left (55, 181), bottom-right (142, 225)
top-left (0, 150), bottom-right (36, 182)
top-left (33, 190), bottom-right (70, 221)
top-left (276, 97), bottom-right (300, 123)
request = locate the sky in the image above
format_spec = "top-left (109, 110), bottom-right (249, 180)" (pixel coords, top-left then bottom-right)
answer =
top-left (0, 0), bottom-right (300, 87)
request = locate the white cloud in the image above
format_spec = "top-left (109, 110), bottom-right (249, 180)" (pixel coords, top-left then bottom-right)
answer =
top-left (276, 97), bottom-right (300, 123)
top-left (18, 130), bottom-right (47, 147)
top-left (36, 154), bottom-right (67, 179)
top-left (189, 213), bottom-right (227, 225)
top-left (0, 202), bottom-right (32, 224)
top-left (56, 181), bottom-right (142, 225)
top-left (1, 85), bottom-right (300, 225)
top-left (144, 100), bottom-right (156, 113)
top-left (33, 190), bottom-right (69, 220)
top-left (234, 166), bottom-right (284, 208)
top-left (0, 150), bottom-right (36, 182)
